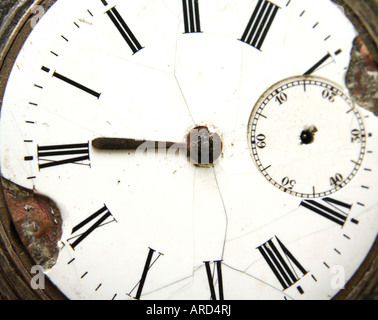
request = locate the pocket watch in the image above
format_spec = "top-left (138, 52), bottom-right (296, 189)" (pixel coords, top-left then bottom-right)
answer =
top-left (0, 0), bottom-right (377, 300)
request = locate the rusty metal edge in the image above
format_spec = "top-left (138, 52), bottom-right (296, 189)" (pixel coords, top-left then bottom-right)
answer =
top-left (333, 237), bottom-right (378, 300)
top-left (332, 0), bottom-right (378, 64)
top-left (0, 0), bottom-right (65, 300)
top-left (331, 0), bottom-right (378, 300)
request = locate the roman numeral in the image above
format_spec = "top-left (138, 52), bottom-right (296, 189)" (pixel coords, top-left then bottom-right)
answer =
top-left (68, 205), bottom-right (115, 249)
top-left (53, 72), bottom-right (102, 98)
top-left (300, 197), bottom-right (352, 227)
top-left (42, 66), bottom-right (101, 98)
top-left (127, 248), bottom-right (164, 300)
top-left (303, 49), bottom-right (342, 75)
top-left (102, 1), bottom-right (143, 54)
top-left (240, 0), bottom-right (279, 50)
top-left (204, 260), bottom-right (224, 300)
top-left (257, 236), bottom-right (307, 291)
top-left (37, 143), bottom-right (90, 169)
top-left (182, 0), bottom-right (201, 33)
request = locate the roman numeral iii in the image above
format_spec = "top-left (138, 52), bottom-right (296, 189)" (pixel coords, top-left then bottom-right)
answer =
top-left (37, 143), bottom-right (90, 169)
top-left (182, 0), bottom-right (201, 33)
top-left (257, 236), bottom-right (307, 291)
top-left (240, 0), bottom-right (279, 50)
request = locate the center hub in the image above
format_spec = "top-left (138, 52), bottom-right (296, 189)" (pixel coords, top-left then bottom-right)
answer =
top-left (300, 125), bottom-right (318, 145)
top-left (186, 126), bottom-right (222, 167)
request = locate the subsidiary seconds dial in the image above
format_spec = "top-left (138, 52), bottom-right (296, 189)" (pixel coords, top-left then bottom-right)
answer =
top-left (248, 76), bottom-right (366, 198)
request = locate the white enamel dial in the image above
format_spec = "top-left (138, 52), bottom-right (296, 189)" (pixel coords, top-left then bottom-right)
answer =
top-left (0, 0), bottom-right (377, 300)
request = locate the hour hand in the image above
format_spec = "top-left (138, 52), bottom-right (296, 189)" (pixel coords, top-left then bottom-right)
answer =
top-left (92, 126), bottom-right (223, 166)
top-left (91, 137), bottom-right (185, 151)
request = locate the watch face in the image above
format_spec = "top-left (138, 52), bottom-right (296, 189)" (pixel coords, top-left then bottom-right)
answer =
top-left (0, 0), bottom-right (377, 300)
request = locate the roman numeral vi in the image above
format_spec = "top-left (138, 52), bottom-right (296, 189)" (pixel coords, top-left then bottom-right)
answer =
top-left (204, 260), bottom-right (224, 300)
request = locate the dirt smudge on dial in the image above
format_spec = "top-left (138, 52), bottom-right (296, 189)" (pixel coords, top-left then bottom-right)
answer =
top-left (346, 36), bottom-right (378, 116)
top-left (78, 18), bottom-right (93, 25)
top-left (1, 178), bottom-right (62, 271)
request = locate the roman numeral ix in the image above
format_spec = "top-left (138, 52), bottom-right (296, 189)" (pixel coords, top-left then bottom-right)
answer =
top-left (240, 0), bottom-right (280, 50)
top-left (257, 236), bottom-right (307, 292)
top-left (37, 143), bottom-right (90, 170)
